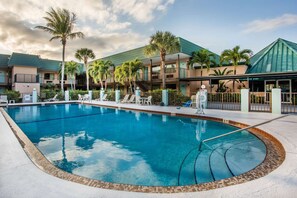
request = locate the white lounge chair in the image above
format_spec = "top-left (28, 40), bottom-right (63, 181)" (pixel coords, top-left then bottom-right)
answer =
top-left (45, 94), bottom-right (59, 102)
top-left (83, 94), bottom-right (90, 101)
top-left (143, 96), bottom-right (152, 105)
top-left (102, 94), bottom-right (108, 101)
top-left (120, 94), bottom-right (130, 103)
top-left (96, 94), bottom-right (108, 101)
top-left (127, 95), bottom-right (136, 103)
top-left (0, 95), bottom-right (8, 105)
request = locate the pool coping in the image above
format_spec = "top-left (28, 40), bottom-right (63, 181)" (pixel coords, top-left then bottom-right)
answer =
top-left (0, 104), bottom-right (286, 193)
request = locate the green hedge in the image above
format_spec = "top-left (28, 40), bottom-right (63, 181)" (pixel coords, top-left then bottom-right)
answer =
top-left (3, 90), bottom-right (21, 102)
top-left (148, 89), bottom-right (190, 106)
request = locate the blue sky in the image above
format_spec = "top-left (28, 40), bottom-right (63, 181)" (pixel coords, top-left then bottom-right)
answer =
top-left (0, 0), bottom-right (296, 60)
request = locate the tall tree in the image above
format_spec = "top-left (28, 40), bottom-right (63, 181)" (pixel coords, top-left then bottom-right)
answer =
top-left (89, 60), bottom-right (113, 90)
top-left (220, 46), bottom-right (252, 75)
top-left (220, 46), bottom-right (252, 91)
top-left (144, 31), bottom-right (180, 89)
top-left (189, 49), bottom-right (216, 85)
top-left (75, 48), bottom-right (95, 91)
top-left (123, 59), bottom-right (143, 93)
top-left (114, 59), bottom-right (143, 93)
top-left (64, 61), bottom-right (81, 90)
top-left (35, 7), bottom-right (84, 93)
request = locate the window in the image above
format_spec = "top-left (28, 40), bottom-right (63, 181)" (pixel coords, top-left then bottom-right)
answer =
top-left (44, 73), bottom-right (54, 80)
top-left (0, 71), bottom-right (5, 83)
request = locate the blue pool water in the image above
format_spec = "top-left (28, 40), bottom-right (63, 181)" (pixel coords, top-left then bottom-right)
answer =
top-left (6, 104), bottom-right (266, 186)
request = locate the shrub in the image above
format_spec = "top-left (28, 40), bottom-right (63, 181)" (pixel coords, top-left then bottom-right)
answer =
top-left (3, 90), bottom-right (21, 102)
top-left (148, 89), bottom-right (190, 106)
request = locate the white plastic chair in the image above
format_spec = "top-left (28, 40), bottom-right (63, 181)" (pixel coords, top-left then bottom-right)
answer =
top-left (143, 96), bottom-right (152, 105)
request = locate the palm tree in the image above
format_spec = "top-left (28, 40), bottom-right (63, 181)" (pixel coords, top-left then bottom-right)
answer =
top-left (123, 59), bottom-right (143, 93)
top-left (220, 46), bottom-right (252, 75)
top-left (89, 60), bottom-right (113, 90)
top-left (189, 49), bottom-right (216, 85)
top-left (114, 64), bottom-right (128, 90)
top-left (35, 7), bottom-right (84, 93)
top-left (210, 68), bottom-right (233, 92)
top-left (75, 48), bottom-right (95, 91)
top-left (114, 59), bottom-right (143, 93)
top-left (220, 46), bottom-right (252, 91)
top-left (144, 31), bottom-right (180, 89)
top-left (65, 61), bottom-right (81, 90)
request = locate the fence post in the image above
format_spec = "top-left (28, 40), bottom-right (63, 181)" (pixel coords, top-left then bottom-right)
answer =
top-left (241, 89), bottom-right (249, 112)
top-left (115, 90), bottom-right (120, 103)
top-left (162, 89), bottom-right (168, 106)
top-left (88, 90), bottom-right (92, 101)
top-left (272, 88), bottom-right (281, 114)
top-left (100, 88), bottom-right (104, 101)
top-left (65, 90), bottom-right (69, 101)
top-left (32, 88), bottom-right (37, 103)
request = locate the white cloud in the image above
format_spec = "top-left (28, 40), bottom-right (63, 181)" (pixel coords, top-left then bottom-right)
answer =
top-left (0, 0), bottom-right (174, 60)
top-left (111, 0), bottom-right (174, 23)
top-left (243, 14), bottom-right (297, 33)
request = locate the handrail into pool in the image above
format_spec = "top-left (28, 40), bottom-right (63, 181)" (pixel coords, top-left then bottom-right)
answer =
top-left (198, 114), bottom-right (289, 150)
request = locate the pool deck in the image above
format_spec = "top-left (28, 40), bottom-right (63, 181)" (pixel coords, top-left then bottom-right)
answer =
top-left (0, 101), bottom-right (297, 198)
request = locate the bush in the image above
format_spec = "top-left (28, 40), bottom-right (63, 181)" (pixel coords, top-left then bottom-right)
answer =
top-left (148, 89), bottom-right (190, 106)
top-left (69, 90), bottom-right (88, 100)
top-left (3, 90), bottom-right (21, 102)
top-left (40, 89), bottom-right (60, 101)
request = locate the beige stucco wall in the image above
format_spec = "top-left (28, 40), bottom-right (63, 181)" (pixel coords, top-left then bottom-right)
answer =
top-left (13, 83), bottom-right (40, 95)
top-left (187, 65), bottom-right (248, 95)
top-left (38, 71), bottom-right (74, 85)
top-left (12, 66), bottom-right (37, 83)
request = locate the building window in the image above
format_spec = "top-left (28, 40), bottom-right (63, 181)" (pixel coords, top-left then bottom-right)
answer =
top-left (44, 73), bottom-right (54, 80)
top-left (0, 72), bottom-right (5, 83)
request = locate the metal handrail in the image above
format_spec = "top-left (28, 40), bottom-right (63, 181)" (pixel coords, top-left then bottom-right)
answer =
top-left (200, 114), bottom-right (289, 146)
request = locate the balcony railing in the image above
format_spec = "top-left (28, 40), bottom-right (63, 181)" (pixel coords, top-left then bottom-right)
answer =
top-left (14, 74), bottom-right (39, 83)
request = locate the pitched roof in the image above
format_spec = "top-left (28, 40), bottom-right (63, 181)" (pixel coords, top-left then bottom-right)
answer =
top-left (0, 54), bottom-right (10, 69)
top-left (40, 59), bottom-right (61, 71)
top-left (95, 37), bottom-right (220, 66)
top-left (247, 38), bottom-right (297, 74)
top-left (8, 52), bottom-right (42, 67)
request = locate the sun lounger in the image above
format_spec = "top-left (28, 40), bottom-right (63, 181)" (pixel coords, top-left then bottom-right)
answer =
top-left (45, 94), bottom-right (59, 102)
top-left (127, 95), bottom-right (136, 103)
top-left (0, 95), bottom-right (8, 105)
top-left (120, 94), bottom-right (130, 103)
top-left (182, 100), bottom-right (192, 107)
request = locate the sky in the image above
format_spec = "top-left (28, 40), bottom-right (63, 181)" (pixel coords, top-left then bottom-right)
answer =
top-left (0, 0), bottom-right (296, 62)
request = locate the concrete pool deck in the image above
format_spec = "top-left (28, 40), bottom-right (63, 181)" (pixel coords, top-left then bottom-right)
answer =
top-left (0, 101), bottom-right (297, 198)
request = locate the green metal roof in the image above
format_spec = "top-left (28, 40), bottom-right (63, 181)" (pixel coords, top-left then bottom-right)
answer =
top-left (100, 46), bottom-right (148, 66)
top-left (247, 38), bottom-right (297, 74)
top-left (95, 37), bottom-right (220, 66)
top-left (8, 52), bottom-right (42, 67)
top-left (40, 59), bottom-right (61, 71)
top-left (0, 54), bottom-right (10, 69)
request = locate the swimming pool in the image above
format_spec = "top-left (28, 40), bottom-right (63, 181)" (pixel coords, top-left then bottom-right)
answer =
top-left (6, 104), bottom-right (266, 187)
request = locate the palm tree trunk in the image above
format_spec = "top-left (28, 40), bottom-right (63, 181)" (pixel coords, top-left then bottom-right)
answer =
top-left (100, 81), bottom-right (103, 90)
top-left (233, 66), bottom-right (237, 92)
top-left (161, 54), bottom-right (166, 89)
top-left (104, 80), bottom-right (107, 91)
top-left (86, 62), bottom-right (89, 91)
top-left (61, 43), bottom-right (65, 93)
top-left (200, 65), bottom-right (203, 86)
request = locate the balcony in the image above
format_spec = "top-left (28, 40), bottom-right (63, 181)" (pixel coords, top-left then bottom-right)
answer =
top-left (14, 74), bottom-right (39, 83)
